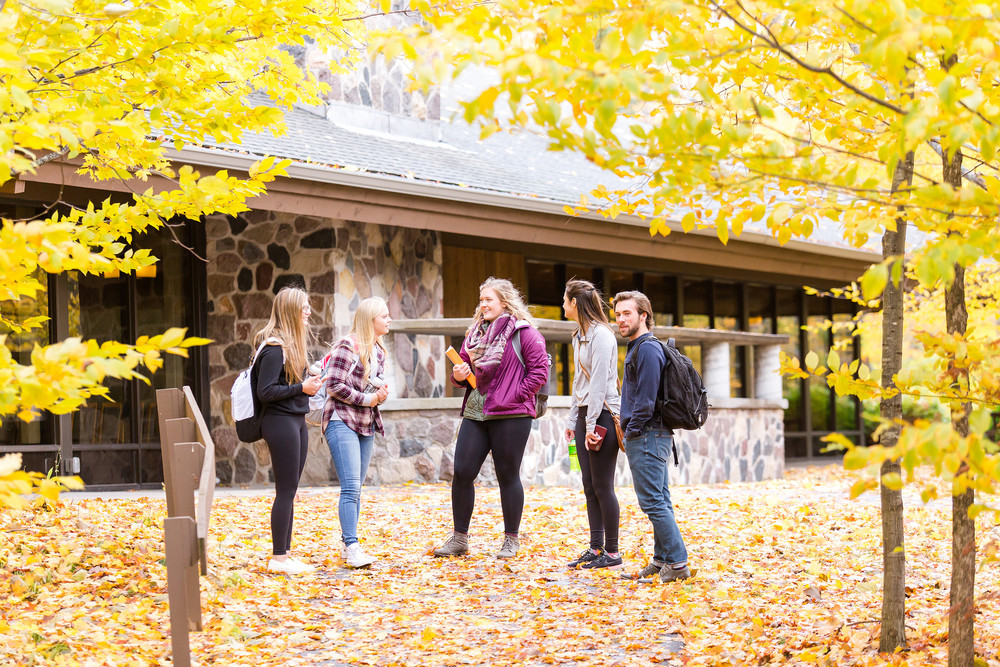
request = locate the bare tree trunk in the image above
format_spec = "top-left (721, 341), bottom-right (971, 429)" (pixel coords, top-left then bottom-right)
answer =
top-left (943, 148), bottom-right (975, 667)
top-left (878, 151), bottom-right (913, 653)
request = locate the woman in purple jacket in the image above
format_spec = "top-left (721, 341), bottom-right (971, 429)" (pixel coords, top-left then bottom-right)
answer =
top-left (434, 277), bottom-right (549, 559)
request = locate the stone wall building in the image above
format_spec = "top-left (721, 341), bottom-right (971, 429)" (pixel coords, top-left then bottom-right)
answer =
top-left (2, 56), bottom-right (877, 489)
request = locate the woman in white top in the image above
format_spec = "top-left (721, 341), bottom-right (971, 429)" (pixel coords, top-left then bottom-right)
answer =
top-left (562, 279), bottom-right (623, 570)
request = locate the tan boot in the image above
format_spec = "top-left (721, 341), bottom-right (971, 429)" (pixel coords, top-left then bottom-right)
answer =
top-left (433, 531), bottom-right (469, 557)
top-left (496, 534), bottom-right (519, 559)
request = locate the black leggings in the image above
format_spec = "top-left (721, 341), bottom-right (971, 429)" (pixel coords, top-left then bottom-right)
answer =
top-left (575, 407), bottom-right (621, 553)
top-left (452, 416), bottom-right (533, 535)
top-left (261, 412), bottom-right (309, 556)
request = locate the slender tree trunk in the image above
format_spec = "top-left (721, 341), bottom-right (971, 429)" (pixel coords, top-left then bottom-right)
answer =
top-left (878, 151), bottom-right (913, 653)
top-left (943, 148), bottom-right (975, 667)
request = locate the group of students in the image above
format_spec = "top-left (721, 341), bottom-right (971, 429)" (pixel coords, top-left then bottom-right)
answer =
top-left (248, 277), bottom-right (690, 583)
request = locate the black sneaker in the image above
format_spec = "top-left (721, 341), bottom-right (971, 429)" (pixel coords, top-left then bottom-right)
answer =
top-left (581, 552), bottom-right (623, 569)
top-left (566, 548), bottom-right (602, 569)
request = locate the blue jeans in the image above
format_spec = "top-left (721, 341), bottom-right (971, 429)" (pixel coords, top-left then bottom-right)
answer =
top-left (324, 420), bottom-right (374, 547)
top-left (624, 428), bottom-right (688, 566)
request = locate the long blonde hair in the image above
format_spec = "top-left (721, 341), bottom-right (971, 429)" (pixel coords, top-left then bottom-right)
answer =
top-left (469, 277), bottom-right (532, 333)
top-left (348, 296), bottom-right (388, 385)
top-left (253, 287), bottom-right (310, 383)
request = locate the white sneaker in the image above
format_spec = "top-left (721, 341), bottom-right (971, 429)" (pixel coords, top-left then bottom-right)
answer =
top-left (340, 540), bottom-right (347, 558)
top-left (344, 542), bottom-right (376, 568)
top-left (267, 558), bottom-right (314, 575)
top-left (286, 557), bottom-right (316, 572)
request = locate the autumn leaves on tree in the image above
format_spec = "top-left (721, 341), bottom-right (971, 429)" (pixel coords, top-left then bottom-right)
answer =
top-left (384, 0), bottom-right (1000, 660)
top-left (0, 0), bottom-right (380, 498)
top-left (3, 0), bottom-right (1000, 663)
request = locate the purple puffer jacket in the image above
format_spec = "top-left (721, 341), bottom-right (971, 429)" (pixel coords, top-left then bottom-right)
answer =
top-left (453, 323), bottom-right (549, 417)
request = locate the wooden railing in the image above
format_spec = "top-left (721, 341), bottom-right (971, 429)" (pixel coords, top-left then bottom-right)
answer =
top-left (389, 318), bottom-right (789, 403)
top-left (155, 386), bottom-right (216, 667)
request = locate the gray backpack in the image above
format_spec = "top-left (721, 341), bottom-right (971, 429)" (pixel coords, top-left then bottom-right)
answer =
top-left (510, 321), bottom-right (552, 418)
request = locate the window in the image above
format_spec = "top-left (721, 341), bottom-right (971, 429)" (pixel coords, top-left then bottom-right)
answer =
top-left (0, 266), bottom-right (56, 470)
top-left (681, 279), bottom-right (710, 329)
top-left (776, 287), bottom-right (803, 432)
top-left (1, 214), bottom-right (206, 487)
top-left (714, 281), bottom-right (746, 397)
top-left (645, 273), bottom-right (676, 327)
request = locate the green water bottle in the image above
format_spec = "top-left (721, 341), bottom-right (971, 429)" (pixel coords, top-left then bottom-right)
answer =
top-left (568, 438), bottom-right (580, 472)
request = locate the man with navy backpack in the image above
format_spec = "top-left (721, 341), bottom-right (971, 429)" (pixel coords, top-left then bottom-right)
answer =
top-left (612, 290), bottom-right (691, 583)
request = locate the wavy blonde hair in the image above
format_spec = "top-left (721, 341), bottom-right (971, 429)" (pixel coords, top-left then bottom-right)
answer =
top-left (348, 296), bottom-right (388, 385)
top-left (469, 277), bottom-right (532, 332)
top-left (253, 287), bottom-right (310, 383)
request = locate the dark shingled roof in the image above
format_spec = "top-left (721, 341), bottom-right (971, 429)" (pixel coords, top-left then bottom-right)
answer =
top-left (202, 99), bottom-right (872, 254)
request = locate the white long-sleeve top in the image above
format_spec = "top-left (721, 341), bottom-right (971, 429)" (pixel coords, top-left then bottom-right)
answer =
top-left (566, 322), bottom-right (621, 433)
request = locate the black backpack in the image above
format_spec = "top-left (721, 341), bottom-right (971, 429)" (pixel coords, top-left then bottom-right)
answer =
top-left (630, 337), bottom-right (709, 431)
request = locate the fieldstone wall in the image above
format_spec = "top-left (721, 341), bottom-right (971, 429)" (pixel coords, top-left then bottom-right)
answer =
top-left (670, 407), bottom-right (786, 485)
top-left (204, 210), bottom-right (444, 486)
top-left (297, 1), bottom-right (440, 126)
top-left (365, 404), bottom-right (784, 489)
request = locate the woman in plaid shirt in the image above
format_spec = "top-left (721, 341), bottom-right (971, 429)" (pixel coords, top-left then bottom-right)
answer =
top-left (322, 297), bottom-right (391, 568)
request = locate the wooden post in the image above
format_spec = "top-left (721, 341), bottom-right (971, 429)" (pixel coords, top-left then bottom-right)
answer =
top-left (163, 419), bottom-right (198, 518)
top-left (184, 386), bottom-right (216, 575)
top-left (155, 388), bottom-right (186, 516)
top-left (156, 385), bottom-right (217, 662)
top-left (164, 516), bottom-right (197, 667)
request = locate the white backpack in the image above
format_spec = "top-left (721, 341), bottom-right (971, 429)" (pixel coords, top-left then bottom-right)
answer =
top-left (231, 337), bottom-right (280, 441)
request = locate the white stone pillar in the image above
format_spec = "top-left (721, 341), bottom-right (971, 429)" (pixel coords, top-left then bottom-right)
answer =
top-left (701, 342), bottom-right (731, 399)
top-left (754, 344), bottom-right (783, 401)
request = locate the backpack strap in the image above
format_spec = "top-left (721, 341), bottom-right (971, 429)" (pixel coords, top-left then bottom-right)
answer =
top-left (510, 320), bottom-right (532, 369)
top-left (627, 334), bottom-right (679, 465)
top-left (251, 336), bottom-right (282, 367)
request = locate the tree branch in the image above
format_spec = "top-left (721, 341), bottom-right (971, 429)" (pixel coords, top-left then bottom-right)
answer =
top-left (713, 0), bottom-right (907, 116)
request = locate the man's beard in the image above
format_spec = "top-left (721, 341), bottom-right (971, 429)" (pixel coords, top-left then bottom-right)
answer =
top-left (620, 322), bottom-right (641, 338)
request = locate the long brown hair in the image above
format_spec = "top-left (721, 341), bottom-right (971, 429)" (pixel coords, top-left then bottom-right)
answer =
top-left (564, 279), bottom-right (614, 335)
top-left (253, 287), bottom-right (310, 382)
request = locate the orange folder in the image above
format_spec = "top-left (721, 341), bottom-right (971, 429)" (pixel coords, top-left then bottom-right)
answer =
top-left (445, 346), bottom-right (476, 388)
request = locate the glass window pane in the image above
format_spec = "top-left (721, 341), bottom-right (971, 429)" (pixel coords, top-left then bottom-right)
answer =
top-left (526, 260), bottom-right (563, 306)
top-left (785, 435), bottom-right (808, 459)
top-left (682, 279), bottom-right (709, 329)
top-left (811, 435), bottom-right (844, 459)
top-left (566, 264), bottom-right (599, 290)
top-left (69, 272), bottom-right (132, 446)
top-left (76, 449), bottom-right (136, 486)
top-left (713, 282), bottom-right (744, 397)
top-left (134, 229), bottom-right (197, 451)
top-left (608, 269), bottom-right (639, 299)
top-left (0, 266), bottom-right (55, 453)
top-left (807, 294), bottom-right (832, 431)
top-left (529, 304), bottom-right (568, 395)
top-left (834, 312), bottom-right (859, 431)
top-left (777, 287), bottom-right (803, 432)
top-left (645, 273), bottom-right (676, 327)
top-left (747, 284), bottom-right (774, 334)
top-left (714, 281), bottom-right (741, 331)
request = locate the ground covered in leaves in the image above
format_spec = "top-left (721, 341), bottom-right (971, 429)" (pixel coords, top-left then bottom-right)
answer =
top-left (2, 466), bottom-right (999, 666)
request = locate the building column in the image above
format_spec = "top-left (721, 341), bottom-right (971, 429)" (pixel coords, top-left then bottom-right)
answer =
top-left (754, 344), bottom-right (783, 401)
top-left (701, 342), bottom-right (730, 399)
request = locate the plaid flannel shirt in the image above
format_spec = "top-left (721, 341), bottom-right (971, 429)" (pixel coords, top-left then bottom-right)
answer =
top-left (322, 337), bottom-right (385, 436)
